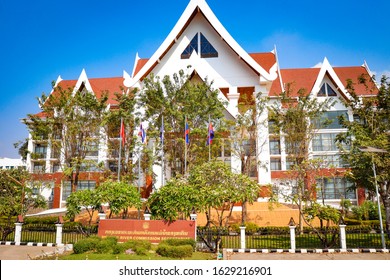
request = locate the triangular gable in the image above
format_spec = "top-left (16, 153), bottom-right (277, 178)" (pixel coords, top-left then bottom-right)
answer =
top-left (125, 0), bottom-right (276, 88)
top-left (311, 58), bottom-right (352, 101)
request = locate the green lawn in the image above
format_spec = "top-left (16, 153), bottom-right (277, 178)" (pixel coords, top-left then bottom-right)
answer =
top-left (46, 249), bottom-right (216, 260)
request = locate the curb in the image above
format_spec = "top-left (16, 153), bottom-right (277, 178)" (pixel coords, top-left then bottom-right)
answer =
top-left (225, 248), bottom-right (390, 254)
top-left (0, 241), bottom-right (58, 247)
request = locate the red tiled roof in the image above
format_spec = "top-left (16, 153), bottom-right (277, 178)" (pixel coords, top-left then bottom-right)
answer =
top-left (47, 77), bottom-right (124, 106)
top-left (269, 68), bottom-right (321, 97)
top-left (133, 58), bottom-right (149, 77)
top-left (249, 53), bottom-right (276, 73)
top-left (88, 77), bottom-right (125, 104)
top-left (333, 66), bottom-right (378, 96)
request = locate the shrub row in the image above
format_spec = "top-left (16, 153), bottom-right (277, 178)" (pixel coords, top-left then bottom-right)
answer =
top-left (73, 236), bottom-right (152, 255)
top-left (156, 239), bottom-right (195, 259)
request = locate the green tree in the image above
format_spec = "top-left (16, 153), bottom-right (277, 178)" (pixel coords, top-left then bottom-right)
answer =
top-left (303, 202), bottom-right (340, 248)
top-left (189, 160), bottom-right (260, 251)
top-left (0, 169), bottom-right (46, 240)
top-left (98, 180), bottom-right (142, 219)
top-left (23, 83), bottom-right (109, 194)
top-left (269, 84), bottom-right (334, 232)
top-left (147, 177), bottom-right (201, 222)
top-left (139, 69), bottom-right (228, 176)
top-left (66, 189), bottom-right (101, 227)
top-left (337, 75), bottom-right (390, 235)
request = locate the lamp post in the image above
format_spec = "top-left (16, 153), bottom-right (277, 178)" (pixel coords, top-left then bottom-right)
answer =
top-left (359, 146), bottom-right (387, 249)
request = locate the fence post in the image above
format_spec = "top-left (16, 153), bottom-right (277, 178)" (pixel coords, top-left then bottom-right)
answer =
top-left (143, 207), bottom-right (151, 221)
top-left (14, 215), bottom-right (24, 243)
top-left (288, 217), bottom-right (296, 250)
top-left (190, 207), bottom-right (197, 243)
top-left (240, 226), bottom-right (246, 249)
top-left (55, 216), bottom-right (64, 245)
top-left (339, 224), bottom-right (347, 250)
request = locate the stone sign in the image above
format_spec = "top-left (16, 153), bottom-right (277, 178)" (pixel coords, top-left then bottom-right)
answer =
top-left (98, 219), bottom-right (196, 243)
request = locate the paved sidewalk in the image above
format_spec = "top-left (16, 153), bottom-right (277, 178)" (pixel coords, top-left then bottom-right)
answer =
top-left (0, 244), bottom-right (71, 260)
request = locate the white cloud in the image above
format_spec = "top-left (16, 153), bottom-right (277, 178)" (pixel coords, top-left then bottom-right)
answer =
top-left (313, 62), bottom-right (323, 68)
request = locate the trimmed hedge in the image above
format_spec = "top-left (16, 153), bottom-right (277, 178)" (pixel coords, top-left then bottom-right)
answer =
top-left (73, 236), bottom-right (152, 255)
top-left (163, 238), bottom-right (196, 249)
top-left (156, 244), bottom-right (193, 259)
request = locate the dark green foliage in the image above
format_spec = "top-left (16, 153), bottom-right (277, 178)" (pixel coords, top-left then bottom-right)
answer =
top-left (156, 244), bottom-right (193, 258)
top-left (73, 236), bottom-right (102, 254)
top-left (163, 238), bottom-right (196, 249)
top-left (73, 237), bottom-right (152, 255)
top-left (156, 238), bottom-right (195, 258)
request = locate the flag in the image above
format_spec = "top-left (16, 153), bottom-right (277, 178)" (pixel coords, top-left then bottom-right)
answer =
top-left (120, 119), bottom-right (126, 146)
top-left (185, 122), bottom-right (190, 144)
top-left (207, 122), bottom-right (214, 145)
top-left (138, 124), bottom-right (146, 144)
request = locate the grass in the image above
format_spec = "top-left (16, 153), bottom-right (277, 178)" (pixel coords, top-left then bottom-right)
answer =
top-left (45, 245), bottom-right (216, 260)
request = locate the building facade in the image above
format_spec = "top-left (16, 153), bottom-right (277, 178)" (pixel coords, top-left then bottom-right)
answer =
top-left (25, 0), bottom-right (377, 209)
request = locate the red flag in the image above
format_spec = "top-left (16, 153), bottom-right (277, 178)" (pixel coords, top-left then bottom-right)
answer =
top-left (207, 122), bottom-right (214, 145)
top-left (120, 119), bottom-right (126, 146)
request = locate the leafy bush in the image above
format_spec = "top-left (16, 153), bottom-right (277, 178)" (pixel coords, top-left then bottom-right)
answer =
top-left (95, 237), bottom-right (118, 254)
top-left (351, 201), bottom-right (383, 221)
top-left (73, 236), bottom-right (102, 254)
top-left (163, 238), bottom-right (196, 249)
top-left (156, 244), bottom-right (193, 258)
top-left (112, 243), bottom-right (127, 254)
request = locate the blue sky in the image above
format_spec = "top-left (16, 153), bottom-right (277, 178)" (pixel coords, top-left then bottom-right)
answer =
top-left (0, 0), bottom-right (389, 158)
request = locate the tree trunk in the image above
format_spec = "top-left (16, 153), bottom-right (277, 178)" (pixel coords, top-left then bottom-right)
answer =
top-left (241, 200), bottom-right (247, 225)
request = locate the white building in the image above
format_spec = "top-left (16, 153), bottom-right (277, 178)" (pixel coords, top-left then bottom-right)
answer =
top-left (0, 157), bottom-right (25, 170)
top-left (25, 0), bottom-right (377, 209)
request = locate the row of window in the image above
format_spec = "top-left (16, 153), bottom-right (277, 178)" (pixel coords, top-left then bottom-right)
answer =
top-left (316, 177), bottom-right (356, 200)
top-left (59, 177), bottom-right (354, 202)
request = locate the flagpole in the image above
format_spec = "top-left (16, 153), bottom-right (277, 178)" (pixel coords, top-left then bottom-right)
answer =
top-left (161, 115), bottom-right (164, 187)
top-left (208, 114), bottom-right (211, 162)
top-left (184, 116), bottom-right (187, 174)
top-left (118, 117), bottom-right (123, 182)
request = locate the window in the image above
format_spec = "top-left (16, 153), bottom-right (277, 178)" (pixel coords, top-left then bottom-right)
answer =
top-left (316, 178), bottom-right (356, 200)
top-left (243, 139), bottom-right (256, 156)
top-left (269, 139), bottom-right (281, 155)
top-left (85, 141), bottom-right (99, 157)
top-left (181, 33), bottom-right (198, 59)
top-left (34, 144), bottom-right (47, 159)
top-left (200, 33), bottom-right (218, 58)
top-left (313, 133), bottom-right (338, 151)
top-left (270, 158), bottom-right (281, 170)
top-left (181, 33), bottom-right (218, 59)
top-left (62, 180), bottom-right (96, 201)
top-left (313, 132), bottom-right (350, 151)
top-left (33, 162), bottom-right (45, 173)
top-left (51, 163), bottom-right (61, 173)
top-left (318, 83), bottom-right (337, 97)
top-left (268, 120), bottom-right (278, 134)
top-left (315, 111), bottom-right (348, 129)
top-left (313, 154), bottom-right (349, 168)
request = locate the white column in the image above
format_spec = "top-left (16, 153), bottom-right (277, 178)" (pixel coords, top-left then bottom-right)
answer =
top-left (289, 225), bottom-right (296, 250)
top-left (98, 212), bottom-right (106, 220)
top-left (14, 223), bottom-right (23, 243)
top-left (144, 213), bottom-right (151, 221)
top-left (55, 223), bottom-right (63, 245)
top-left (339, 224), bottom-right (347, 250)
top-left (240, 226), bottom-right (246, 249)
top-left (190, 212), bottom-right (197, 243)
